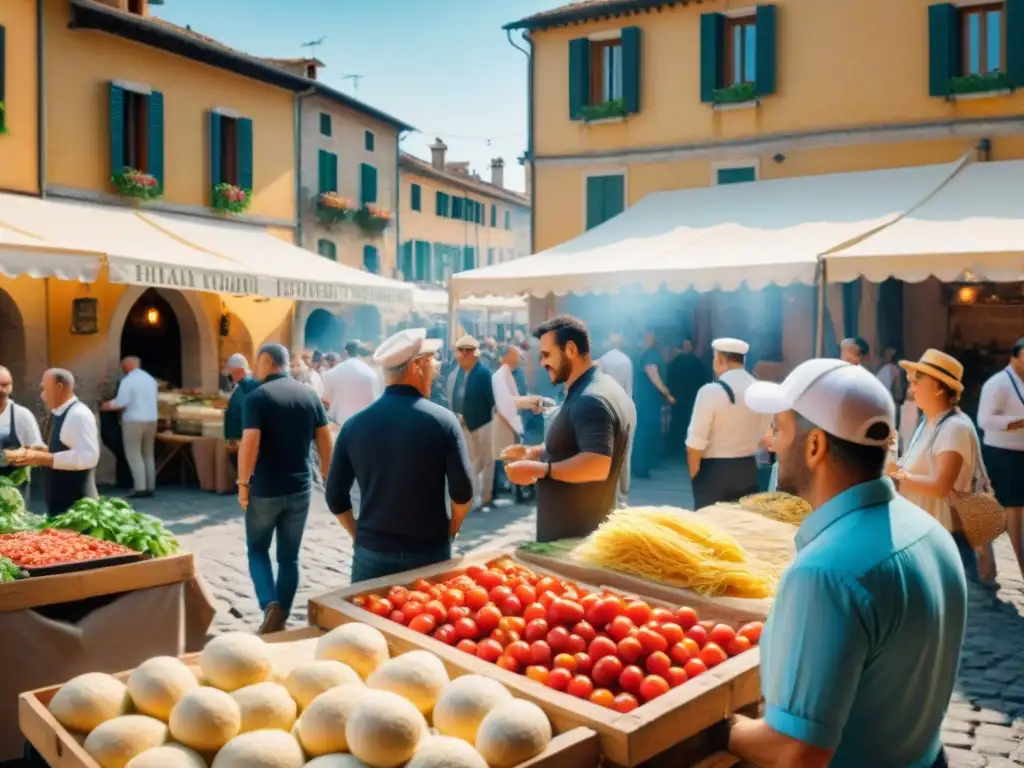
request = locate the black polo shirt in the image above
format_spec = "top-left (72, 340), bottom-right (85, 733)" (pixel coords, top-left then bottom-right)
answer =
top-left (325, 385), bottom-right (474, 553)
top-left (537, 366), bottom-right (636, 542)
top-left (453, 363), bottom-right (495, 432)
top-left (242, 373), bottom-right (328, 498)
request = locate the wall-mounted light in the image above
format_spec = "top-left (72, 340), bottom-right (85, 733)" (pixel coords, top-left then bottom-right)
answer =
top-left (773, 153), bottom-right (786, 164)
top-left (145, 307), bottom-right (161, 326)
top-left (957, 285), bottom-right (978, 305)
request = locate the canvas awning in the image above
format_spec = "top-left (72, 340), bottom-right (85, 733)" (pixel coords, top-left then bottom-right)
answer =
top-left (0, 194), bottom-right (413, 310)
top-left (412, 287), bottom-right (527, 316)
top-left (450, 160), bottom-right (966, 301)
top-left (826, 159), bottom-right (1024, 283)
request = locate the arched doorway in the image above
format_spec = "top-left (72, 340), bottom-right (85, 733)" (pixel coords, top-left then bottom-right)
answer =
top-left (0, 289), bottom-right (26, 394)
top-left (304, 308), bottom-right (344, 352)
top-left (219, 312), bottom-right (254, 368)
top-left (346, 305), bottom-right (383, 343)
top-left (120, 289), bottom-right (183, 387)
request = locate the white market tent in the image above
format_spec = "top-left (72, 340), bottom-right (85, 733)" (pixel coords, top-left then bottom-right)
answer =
top-left (412, 286), bottom-right (527, 315)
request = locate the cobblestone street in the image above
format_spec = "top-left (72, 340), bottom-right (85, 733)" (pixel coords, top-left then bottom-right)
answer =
top-left (133, 468), bottom-right (1024, 765)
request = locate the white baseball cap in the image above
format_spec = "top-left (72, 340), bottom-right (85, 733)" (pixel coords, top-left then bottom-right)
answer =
top-left (744, 358), bottom-right (895, 447)
top-left (225, 353), bottom-right (249, 371)
top-left (373, 328), bottom-right (442, 371)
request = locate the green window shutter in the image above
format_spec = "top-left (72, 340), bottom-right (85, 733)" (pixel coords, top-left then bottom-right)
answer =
top-left (146, 90), bottom-right (164, 186)
top-left (0, 26), bottom-right (6, 133)
top-left (1007, 0), bottom-right (1024, 87)
top-left (364, 130), bottom-right (375, 151)
top-left (317, 239), bottom-right (336, 261)
top-left (568, 37), bottom-right (591, 120)
top-left (700, 13), bottom-right (725, 103)
top-left (452, 197), bottom-right (464, 219)
top-left (363, 245), bottom-right (379, 273)
top-left (586, 175), bottom-right (625, 229)
top-left (329, 153), bottom-right (338, 192)
top-left (415, 241), bottom-right (430, 281)
top-left (622, 27), bottom-right (642, 113)
top-left (360, 163), bottom-right (377, 205)
top-left (319, 113), bottom-right (331, 136)
top-left (717, 166), bottom-right (757, 184)
top-left (463, 246), bottom-right (475, 271)
top-left (209, 112), bottom-right (222, 189)
top-left (411, 183), bottom-right (421, 211)
top-left (317, 150), bottom-right (330, 194)
top-left (400, 241), bottom-right (413, 280)
top-left (490, 204), bottom-right (497, 227)
top-left (928, 4), bottom-right (959, 97)
top-left (604, 175), bottom-right (624, 221)
top-left (236, 117), bottom-right (253, 191)
top-left (504, 210), bottom-right (511, 230)
top-left (487, 248), bottom-right (495, 265)
top-left (437, 192), bottom-right (450, 217)
top-left (754, 5), bottom-right (777, 96)
top-left (109, 83), bottom-right (126, 178)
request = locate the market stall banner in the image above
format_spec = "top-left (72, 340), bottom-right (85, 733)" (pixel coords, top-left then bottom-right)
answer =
top-left (274, 279), bottom-right (411, 307)
top-left (111, 261), bottom-right (262, 296)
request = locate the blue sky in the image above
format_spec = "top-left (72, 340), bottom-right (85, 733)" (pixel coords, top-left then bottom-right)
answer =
top-left (155, 0), bottom-right (556, 194)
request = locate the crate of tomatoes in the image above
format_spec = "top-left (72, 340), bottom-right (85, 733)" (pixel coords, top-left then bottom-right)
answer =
top-left (0, 529), bottom-right (142, 576)
top-left (309, 550), bottom-right (764, 767)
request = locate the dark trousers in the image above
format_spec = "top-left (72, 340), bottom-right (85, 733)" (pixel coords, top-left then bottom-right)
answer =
top-left (351, 541), bottom-right (453, 583)
top-left (692, 456), bottom-right (758, 509)
top-left (632, 407), bottom-right (661, 476)
top-left (951, 531), bottom-right (980, 584)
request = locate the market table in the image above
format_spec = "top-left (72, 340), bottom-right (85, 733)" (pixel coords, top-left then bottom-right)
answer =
top-left (155, 432), bottom-right (235, 493)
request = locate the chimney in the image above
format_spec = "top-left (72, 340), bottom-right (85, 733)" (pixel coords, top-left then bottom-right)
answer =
top-left (490, 158), bottom-right (505, 188)
top-left (429, 138), bottom-right (448, 171)
top-left (519, 154), bottom-right (532, 197)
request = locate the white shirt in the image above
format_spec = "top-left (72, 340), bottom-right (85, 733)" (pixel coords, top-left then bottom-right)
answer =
top-left (899, 410), bottom-right (977, 532)
top-left (598, 349), bottom-right (633, 397)
top-left (876, 362), bottom-right (904, 404)
top-left (322, 357), bottom-right (381, 425)
top-left (977, 366), bottom-right (1024, 451)
top-left (51, 397), bottom-right (101, 471)
top-left (492, 364), bottom-right (523, 436)
top-left (686, 368), bottom-right (771, 459)
top-left (109, 368), bottom-right (159, 422)
top-left (0, 400), bottom-right (43, 446)
top-left (308, 369), bottom-right (325, 398)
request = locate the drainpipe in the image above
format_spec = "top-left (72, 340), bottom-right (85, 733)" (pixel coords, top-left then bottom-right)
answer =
top-left (506, 29), bottom-right (534, 255)
top-left (293, 87), bottom-right (316, 248)
top-left (37, 0), bottom-right (46, 198)
top-left (395, 129), bottom-right (405, 281)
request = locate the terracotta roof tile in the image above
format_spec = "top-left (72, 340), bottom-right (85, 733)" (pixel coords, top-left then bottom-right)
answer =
top-left (506, 0), bottom-right (678, 31)
top-left (400, 153), bottom-right (529, 206)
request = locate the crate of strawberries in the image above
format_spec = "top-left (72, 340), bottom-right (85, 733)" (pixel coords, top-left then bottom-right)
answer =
top-left (0, 529), bottom-right (141, 576)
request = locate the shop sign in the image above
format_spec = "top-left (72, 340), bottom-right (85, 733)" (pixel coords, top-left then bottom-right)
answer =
top-left (131, 264), bottom-right (259, 295)
top-left (274, 279), bottom-right (410, 308)
top-left (70, 298), bottom-right (99, 335)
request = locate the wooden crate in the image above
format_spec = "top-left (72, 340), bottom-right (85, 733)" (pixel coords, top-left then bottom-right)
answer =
top-left (19, 627), bottom-right (601, 768)
top-left (309, 549), bottom-right (762, 767)
top-left (0, 552), bottom-right (195, 614)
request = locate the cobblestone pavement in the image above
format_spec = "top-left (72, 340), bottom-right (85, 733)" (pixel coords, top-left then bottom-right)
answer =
top-left (133, 467), bottom-right (1024, 765)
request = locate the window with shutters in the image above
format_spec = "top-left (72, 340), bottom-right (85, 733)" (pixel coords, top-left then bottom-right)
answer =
top-left (701, 6), bottom-right (777, 105)
top-left (319, 113), bottom-right (332, 137)
top-left (569, 30), bottom-right (640, 121)
top-left (359, 163), bottom-right (377, 205)
top-left (715, 165), bottom-right (758, 185)
top-left (930, 1), bottom-right (1017, 97)
top-left (414, 241), bottom-right (431, 282)
top-left (452, 197), bottom-right (464, 220)
top-left (364, 130), bottom-right (375, 151)
top-left (363, 245), bottom-right (380, 273)
top-left (504, 210), bottom-right (512, 231)
top-left (411, 183), bottom-right (422, 212)
top-left (590, 40), bottom-right (623, 104)
top-left (490, 204), bottom-right (497, 227)
top-left (585, 174), bottom-right (625, 231)
top-left (219, 117), bottom-right (239, 187)
top-left (725, 16), bottom-right (757, 86)
top-left (960, 3), bottom-right (1004, 76)
top-left (317, 239), bottom-right (337, 261)
top-left (318, 150), bottom-right (338, 194)
top-left (121, 91), bottom-right (150, 171)
top-left (436, 191), bottom-right (450, 217)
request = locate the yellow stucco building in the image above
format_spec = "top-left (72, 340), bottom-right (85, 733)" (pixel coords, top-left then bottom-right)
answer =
top-left (504, 0), bottom-right (1024, 378)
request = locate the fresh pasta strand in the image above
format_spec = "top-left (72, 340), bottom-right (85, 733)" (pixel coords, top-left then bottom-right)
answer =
top-left (737, 492), bottom-right (813, 525)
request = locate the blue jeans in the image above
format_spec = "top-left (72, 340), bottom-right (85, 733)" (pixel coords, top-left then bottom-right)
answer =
top-left (951, 531), bottom-right (980, 584)
top-left (245, 490), bottom-right (311, 616)
top-left (351, 541), bottom-right (452, 584)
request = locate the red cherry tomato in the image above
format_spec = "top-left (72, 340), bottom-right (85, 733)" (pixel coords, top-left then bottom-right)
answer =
top-left (686, 625), bottom-right (709, 647)
top-left (456, 639), bottom-right (478, 655)
top-left (650, 607), bottom-right (675, 624)
top-left (507, 640), bottom-right (533, 665)
top-left (613, 692), bottom-right (639, 713)
top-left (407, 590), bottom-right (430, 605)
top-left (444, 588), bottom-right (465, 607)
top-left (475, 570), bottom-right (506, 591)
top-left (387, 586), bottom-right (409, 608)
top-left (667, 667), bottom-right (688, 687)
top-left (618, 665), bottom-right (644, 693)
top-left (476, 638), bottom-right (504, 663)
top-left (530, 640), bottom-right (553, 665)
top-left (466, 587), bottom-right (490, 611)
top-left (402, 601), bottom-right (425, 622)
top-left (592, 656), bottom-right (624, 687)
top-left (553, 653), bottom-right (578, 673)
top-left (490, 628), bottom-right (510, 646)
top-left (637, 626), bottom-right (669, 654)
top-left (514, 584), bottom-right (538, 606)
top-left (607, 616), bottom-right (636, 643)
top-left (424, 600), bottom-right (448, 623)
top-left (645, 651), bottom-right (672, 678)
top-left (524, 619), bottom-right (550, 643)
top-left (738, 621), bottom-right (764, 645)
top-left (389, 610), bottom-right (407, 625)
top-left (434, 624), bottom-right (457, 645)
top-left (499, 595), bottom-right (524, 617)
top-left (477, 605), bottom-right (503, 634)
top-left (709, 623), bottom-right (737, 648)
top-left (369, 598), bottom-right (393, 618)
top-left (525, 665), bottom-right (549, 684)
top-left (727, 635), bottom-right (753, 657)
top-left (448, 605), bottom-right (471, 623)
top-left (700, 642), bottom-right (728, 669)
top-left (465, 563), bottom-right (487, 581)
top-left (657, 622), bottom-right (685, 647)
top-left (565, 633), bottom-right (587, 655)
top-left (496, 655), bottom-right (521, 673)
top-left (573, 652), bottom-right (593, 676)
top-left (624, 600), bottom-right (653, 626)
top-left (587, 635), bottom-right (618, 662)
top-left (684, 658), bottom-right (708, 678)
top-left (408, 613), bottom-right (437, 634)
top-left (546, 626), bottom-right (571, 652)
top-left (352, 595), bottom-right (368, 607)
top-left (586, 596), bottom-right (624, 627)
top-left (639, 674), bottom-right (670, 702)
top-left (413, 578), bottom-right (434, 592)
top-left (547, 667), bottom-right (573, 691)
top-left (523, 602), bottom-right (548, 623)
top-left (571, 621), bottom-right (597, 644)
top-left (551, 598), bottom-right (586, 626)
top-left (567, 675), bottom-right (594, 699)
top-left (616, 636), bottom-right (643, 665)
top-left (669, 641), bottom-right (696, 665)
top-left (499, 616), bottom-right (526, 634)
top-left (589, 688), bottom-right (615, 709)
top-left (675, 606), bottom-right (699, 630)
top-left (455, 617), bottom-right (479, 640)
top-left (489, 585), bottom-right (514, 604)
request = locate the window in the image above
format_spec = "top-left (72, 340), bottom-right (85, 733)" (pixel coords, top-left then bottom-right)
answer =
top-left (411, 183), bottom-right (422, 211)
top-left (218, 117), bottom-right (239, 186)
top-left (490, 204), bottom-right (497, 227)
top-left (462, 246), bottom-right (475, 272)
top-left (436, 191), bottom-right (450, 217)
top-left (110, 83), bottom-right (164, 186)
top-left (451, 197), bottom-right (464, 220)
top-left (585, 174), bottom-right (625, 230)
top-left (569, 28), bottom-right (641, 119)
top-left (716, 166), bottom-right (757, 184)
top-left (725, 16), bottom-right (757, 86)
top-left (319, 113), bottom-right (332, 137)
top-left (364, 130), bottom-right (375, 151)
top-left (487, 248), bottom-right (495, 266)
top-left (317, 239), bottom-right (337, 261)
top-left (400, 242), bottom-right (414, 281)
top-left (305, 64), bottom-right (318, 80)
top-left (961, 3), bottom-right (1004, 76)
top-left (209, 112), bottom-right (254, 193)
top-left (318, 150), bottom-right (338, 193)
top-left (363, 244), bottom-right (380, 274)
top-left (504, 210), bottom-right (512, 230)
top-left (122, 90), bottom-right (149, 171)
top-left (359, 163), bottom-right (377, 205)
top-left (590, 39), bottom-right (623, 104)
top-left (415, 241), bottom-right (431, 281)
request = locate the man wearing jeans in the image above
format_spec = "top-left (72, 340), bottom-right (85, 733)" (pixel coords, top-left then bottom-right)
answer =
top-left (326, 328), bottom-right (474, 583)
top-left (102, 357), bottom-right (158, 498)
top-left (238, 344), bottom-right (333, 634)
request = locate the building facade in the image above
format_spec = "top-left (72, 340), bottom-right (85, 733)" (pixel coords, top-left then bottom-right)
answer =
top-left (509, 0), bottom-right (1024, 373)
top-left (399, 140), bottom-right (531, 287)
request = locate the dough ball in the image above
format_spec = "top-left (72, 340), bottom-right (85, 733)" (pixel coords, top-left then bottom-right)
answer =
top-left (169, 687), bottom-right (241, 752)
top-left (296, 684), bottom-right (368, 757)
top-left (284, 660), bottom-right (362, 710)
top-left (474, 700), bottom-right (552, 768)
top-left (432, 675), bottom-right (513, 743)
top-left (366, 651), bottom-right (449, 716)
top-left (49, 673), bottom-right (130, 733)
top-left (127, 656), bottom-right (200, 721)
top-left (305, 756), bottom-right (371, 768)
top-left (199, 633), bottom-right (272, 692)
top-left (186, 664), bottom-right (206, 686)
top-left (126, 744), bottom-right (206, 768)
top-left (83, 715), bottom-right (168, 768)
top-left (408, 736), bottom-right (488, 768)
top-left (231, 682), bottom-right (297, 732)
top-left (345, 690), bottom-right (427, 768)
top-left (315, 623), bottom-right (390, 679)
top-left (211, 730), bottom-right (305, 768)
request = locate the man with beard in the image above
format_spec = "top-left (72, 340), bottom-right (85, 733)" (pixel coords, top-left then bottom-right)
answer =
top-left (710, 359), bottom-right (965, 768)
top-left (503, 316), bottom-right (635, 541)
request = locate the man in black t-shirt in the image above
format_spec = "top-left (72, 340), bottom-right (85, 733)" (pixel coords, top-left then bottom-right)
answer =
top-left (238, 344), bottom-right (333, 634)
top-left (504, 316), bottom-right (636, 542)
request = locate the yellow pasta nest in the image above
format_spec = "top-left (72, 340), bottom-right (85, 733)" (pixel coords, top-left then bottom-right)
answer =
top-left (573, 506), bottom-right (782, 599)
top-left (738, 492), bottom-right (813, 525)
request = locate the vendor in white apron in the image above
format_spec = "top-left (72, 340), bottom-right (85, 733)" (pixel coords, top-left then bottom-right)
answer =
top-left (0, 366), bottom-right (44, 494)
top-left (686, 338), bottom-right (771, 509)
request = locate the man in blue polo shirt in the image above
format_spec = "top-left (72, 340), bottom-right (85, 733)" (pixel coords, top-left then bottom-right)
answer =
top-left (714, 359), bottom-right (966, 767)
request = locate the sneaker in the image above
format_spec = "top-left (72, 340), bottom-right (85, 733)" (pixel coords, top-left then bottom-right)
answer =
top-left (258, 602), bottom-right (286, 635)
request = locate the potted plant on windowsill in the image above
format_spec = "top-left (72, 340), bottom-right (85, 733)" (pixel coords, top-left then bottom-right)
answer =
top-left (112, 168), bottom-right (161, 202)
top-left (947, 70), bottom-right (1012, 98)
top-left (581, 98), bottom-right (628, 122)
top-left (353, 204), bottom-right (392, 233)
top-left (316, 192), bottom-right (356, 225)
top-left (712, 82), bottom-right (759, 107)
top-left (212, 183), bottom-right (252, 215)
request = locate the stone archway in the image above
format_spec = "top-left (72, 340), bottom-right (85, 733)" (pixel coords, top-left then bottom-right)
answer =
top-left (0, 289), bottom-right (27, 395)
top-left (107, 287), bottom-right (217, 392)
top-left (219, 312), bottom-right (255, 370)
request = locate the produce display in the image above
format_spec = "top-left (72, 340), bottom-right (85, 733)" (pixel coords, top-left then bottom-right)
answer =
top-left (0, 467), bottom-right (35, 534)
top-left (45, 624), bottom-right (558, 768)
top-left (49, 497), bottom-right (181, 557)
top-left (0, 555), bottom-right (26, 581)
top-left (0, 529), bottom-right (135, 568)
top-left (350, 557), bottom-right (762, 712)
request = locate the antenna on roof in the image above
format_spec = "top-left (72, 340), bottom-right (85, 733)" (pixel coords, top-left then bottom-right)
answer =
top-left (340, 74), bottom-right (365, 91)
top-left (301, 37), bottom-right (326, 59)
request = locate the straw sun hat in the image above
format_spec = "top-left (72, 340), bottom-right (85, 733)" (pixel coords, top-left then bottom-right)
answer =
top-left (899, 349), bottom-right (965, 394)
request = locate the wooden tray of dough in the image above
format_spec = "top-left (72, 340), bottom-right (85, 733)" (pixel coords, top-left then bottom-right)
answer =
top-left (309, 549), bottom-right (762, 767)
top-left (19, 627), bottom-right (602, 768)
top-left (0, 552), bottom-right (195, 614)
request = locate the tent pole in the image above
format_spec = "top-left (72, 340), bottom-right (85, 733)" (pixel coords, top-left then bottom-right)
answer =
top-left (815, 259), bottom-right (828, 357)
top-left (447, 286), bottom-right (458, 349)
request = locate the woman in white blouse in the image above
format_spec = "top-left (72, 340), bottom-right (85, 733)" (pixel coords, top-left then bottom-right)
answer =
top-left (888, 349), bottom-right (984, 583)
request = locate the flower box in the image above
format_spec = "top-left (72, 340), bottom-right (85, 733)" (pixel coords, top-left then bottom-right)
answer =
top-left (353, 204), bottom-right (392, 233)
top-left (112, 168), bottom-right (161, 202)
top-left (712, 82), bottom-right (758, 106)
top-left (947, 70), bottom-right (1012, 97)
top-left (212, 183), bottom-right (252, 214)
top-left (582, 98), bottom-right (627, 122)
top-left (316, 192), bottom-right (356, 225)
